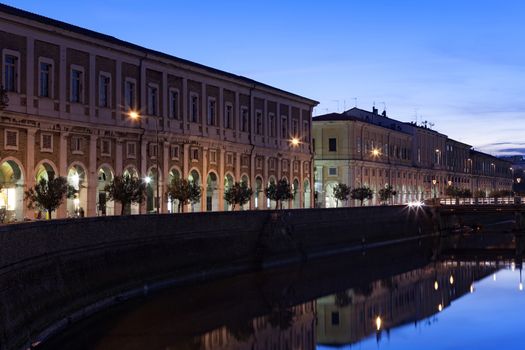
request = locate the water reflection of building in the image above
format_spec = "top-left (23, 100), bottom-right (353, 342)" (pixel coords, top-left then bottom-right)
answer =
top-left (200, 301), bottom-right (316, 350)
top-left (317, 261), bottom-right (497, 346)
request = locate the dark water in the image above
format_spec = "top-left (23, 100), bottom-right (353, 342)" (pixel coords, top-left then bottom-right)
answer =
top-left (39, 233), bottom-right (525, 350)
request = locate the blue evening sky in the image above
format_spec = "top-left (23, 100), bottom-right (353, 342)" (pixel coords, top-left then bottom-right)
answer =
top-left (3, 0), bottom-right (524, 155)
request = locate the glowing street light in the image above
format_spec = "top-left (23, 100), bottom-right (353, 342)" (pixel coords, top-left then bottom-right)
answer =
top-left (375, 316), bottom-right (382, 331)
top-left (438, 303), bottom-right (443, 312)
top-left (434, 280), bottom-right (439, 290)
top-left (290, 137), bottom-right (300, 147)
top-left (449, 275), bottom-right (454, 285)
top-left (371, 148), bottom-right (381, 157)
top-left (144, 176), bottom-right (152, 184)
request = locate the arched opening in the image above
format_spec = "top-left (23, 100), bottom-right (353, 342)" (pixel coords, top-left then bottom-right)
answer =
top-left (206, 172), bottom-right (219, 212)
top-left (123, 166), bottom-right (140, 215)
top-left (97, 166), bottom-right (114, 216)
top-left (0, 159), bottom-right (24, 222)
top-left (255, 176), bottom-right (263, 210)
top-left (241, 174), bottom-right (250, 210)
top-left (34, 162), bottom-right (56, 219)
top-left (267, 177), bottom-right (276, 209)
top-left (292, 178), bottom-right (300, 209)
top-left (325, 182), bottom-right (338, 208)
top-left (67, 164), bottom-right (87, 217)
top-left (167, 168), bottom-right (181, 213)
top-left (281, 176), bottom-right (289, 210)
top-left (303, 179), bottom-right (311, 208)
top-left (188, 169), bottom-right (201, 212)
top-left (145, 167), bottom-right (160, 213)
top-left (223, 173), bottom-right (234, 211)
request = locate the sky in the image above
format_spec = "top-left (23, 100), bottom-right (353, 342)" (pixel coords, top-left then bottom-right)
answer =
top-left (3, 0), bottom-right (524, 156)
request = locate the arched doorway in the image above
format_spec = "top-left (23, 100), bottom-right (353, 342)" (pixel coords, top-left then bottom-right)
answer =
top-left (188, 169), bottom-right (201, 212)
top-left (303, 179), bottom-right (311, 208)
top-left (255, 176), bottom-right (263, 210)
top-left (223, 173), bottom-right (234, 211)
top-left (97, 166), bottom-right (114, 216)
top-left (267, 177), bottom-right (276, 209)
top-left (145, 167), bottom-right (160, 213)
top-left (34, 161), bottom-right (57, 218)
top-left (325, 182), bottom-right (338, 208)
top-left (292, 178), bottom-right (300, 209)
top-left (281, 177), bottom-right (289, 210)
top-left (123, 166), bottom-right (140, 215)
top-left (206, 172), bottom-right (219, 212)
top-left (167, 168), bottom-right (181, 213)
top-left (67, 164), bottom-right (87, 217)
top-left (0, 159), bottom-right (24, 222)
top-left (241, 174), bottom-right (250, 210)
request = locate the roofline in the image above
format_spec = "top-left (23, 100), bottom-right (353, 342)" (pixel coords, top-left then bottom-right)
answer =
top-left (0, 3), bottom-right (318, 106)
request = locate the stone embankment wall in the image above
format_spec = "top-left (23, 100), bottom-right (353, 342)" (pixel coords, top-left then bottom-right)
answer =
top-left (1, 206), bottom-right (434, 350)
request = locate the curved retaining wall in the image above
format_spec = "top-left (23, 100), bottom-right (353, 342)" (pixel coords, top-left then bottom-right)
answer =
top-left (0, 206), bottom-right (435, 350)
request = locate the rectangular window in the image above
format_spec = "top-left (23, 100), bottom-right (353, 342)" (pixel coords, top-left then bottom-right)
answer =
top-left (170, 145), bottom-right (180, 160)
top-left (4, 54), bottom-right (18, 92)
top-left (190, 94), bottom-right (199, 123)
top-left (71, 136), bottom-right (83, 154)
top-left (39, 60), bottom-right (52, 98)
top-left (101, 139), bottom-right (111, 156)
top-left (224, 103), bottom-right (233, 129)
top-left (240, 107), bottom-right (248, 132)
top-left (99, 73), bottom-right (111, 108)
top-left (207, 97), bottom-right (216, 125)
top-left (256, 110), bottom-right (263, 135)
top-left (293, 161), bottom-right (299, 172)
top-left (241, 156), bottom-right (249, 168)
top-left (169, 89), bottom-right (179, 119)
top-left (281, 116), bottom-right (288, 138)
top-left (226, 153), bottom-right (234, 165)
top-left (269, 158), bottom-right (276, 170)
top-left (126, 141), bottom-right (136, 158)
top-left (191, 148), bottom-right (199, 161)
top-left (147, 84), bottom-right (158, 115)
top-left (124, 79), bottom-right (136, 110)
top-left (292, 119), bottom-right (299, 136)
top-left (41, 133), bottom-right (53, 152)
top-left (209, 150), bottom-right (217, 164)
top-left (70, 68), bottom-right (83, 103)
top-left (329, 138), bottom-right (337, 152)
top-left (4, 129), bottom-right (18, 150)
top-left (303, 121), bottom-right (309, 140)
top-left (331, 312), bottom-right (340, 326)
top-left (269, 113), bottom-right (276, 137)
top-left (149, 143), bottom-right (158, 158)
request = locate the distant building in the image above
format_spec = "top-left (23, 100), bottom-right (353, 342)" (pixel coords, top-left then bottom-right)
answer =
top-left (501, 155), bottom-right (525, 194)
top-left (312, 107), bottom-right (513, 207)
top-left (0, 4), bottom-right (317, 221)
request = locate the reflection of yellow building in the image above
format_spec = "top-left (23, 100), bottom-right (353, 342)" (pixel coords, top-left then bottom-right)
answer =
top-left (200, 302), bottom-right (316, 350)
top-left (316, 261), bottom-right (496, 346)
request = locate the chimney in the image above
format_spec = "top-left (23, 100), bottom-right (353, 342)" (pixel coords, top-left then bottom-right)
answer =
top-left (382, 110), bottom-right (387, 117)
top-left (372, 106), bottom-right (378, 114)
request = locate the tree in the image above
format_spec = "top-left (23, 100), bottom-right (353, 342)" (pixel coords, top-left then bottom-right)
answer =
top-left (491, 189), bottom-right (514, 198)
top-left (166, 178), bottom-right (202, 213)
top-left (25, 177), bottom-right (72, 217)
top-left (0, 85), bottom-right (9, 110)
top-left (474, 189), bottom-right (487, 198)
top-left (265, 178), bottom-right (294, 209)
top-left (105, 175), bottom-right (146, 215)
top-left (378, 185), bottom-right (397, 204)
top-left (332, 183), bottom-right (350, 207)
top-left (351, 186), bottom-right (374, 206)
top-left (224, 181), bottom-right (253, 211)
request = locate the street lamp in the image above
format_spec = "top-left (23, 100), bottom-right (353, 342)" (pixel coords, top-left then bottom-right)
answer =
top-left (129, 110), bottom-right (160, 214)
top-left (290, 137), bottom-right (300, 147)
top-left (432, 178), bottom-right (438, 199)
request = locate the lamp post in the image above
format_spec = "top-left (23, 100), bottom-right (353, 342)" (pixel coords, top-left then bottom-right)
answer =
top-left (129, 110), bottom-right (160, 214)
top-left (432, 178), bottom-right (437, 199)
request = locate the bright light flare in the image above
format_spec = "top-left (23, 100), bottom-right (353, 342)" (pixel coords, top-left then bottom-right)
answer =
top-left (449, 275), bottom-right (454, 285)
top-left (144, 176), bottom-right (152, 184)
top-left (290, 137), bottom-right (300, 147)
top-left (434, 281), bottom-right (439, 290)
top-left (438, 304), bottom-right (443, 312)
top-left (129, 110), bottom-right (140, 120)
top-left (375, 316), bottom-right (382, 331)
top-left (407, 201), bottom-right (424, 208)
top-left (371, 148), bottom-right (381, 157)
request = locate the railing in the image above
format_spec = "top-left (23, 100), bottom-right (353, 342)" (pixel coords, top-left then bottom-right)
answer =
top-left (439, 197), bottom-right (522, 205)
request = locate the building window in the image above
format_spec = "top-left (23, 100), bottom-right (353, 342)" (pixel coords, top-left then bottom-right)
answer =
top-left (4, 129), bottom-right (18, 150)
top-left (190, 93), bottom-right (199, 123)
top-left (329, 138), bottom-right (337, 152)
top-left (226, 153), bottom-right (234, 166)
top-left (126, 141), bottom-right (136, 158)
top-left (207, 97), bottom-right (216, 125)
top-left (256, 110), bottom-right (263, 135)
top-left (70, 67), bottom-right (84, 103)
top-left (256, 157), bottom-right (263, 169)
top-left (209, 150), bottom-right (217, 164)
top-left (169, 89), bottom-right (179, 119)
top-left (303, 121), bottom-right (309, 140)
top-left (101, 139), bottom-right (111, 156)
top-left (224, 103), bottom-right (233, 129)
top-left (41, 133), bottom-right (53, 152)
top-left (147, 84), bottom-right (158, 116)
top-left (124, 79), bottom-right (136, 110)
top-left (331, 312), bottom-right (340, 326)
top-left (281, 116), bottom-right (288, 138)
top-left (240, 106), bottom-right (248, 132)
top-left (269, 158), bottom-right (276, 170)
top-left (170, 144), bottom-right (180, 160)
top-left (293, 161), bottom-right (299, 172)
top-left (292, 119), bottom-right (299, 136)
top-left (71, 136), bottom-right (83, 154)
top-left (191, 148), bottom-right (199, 161)
top-left (3, 52), bottom-right (19, 92)
top-left (149, 143), bottom-right (158, 158)
top-left (39, 59), bottom-right (53, 98)
top-left (99, 73), bottom-right (111, 108)
top-left (241, 155), bottom-right (249, 168)
top-left (269, 113), bottom-right (276, 137)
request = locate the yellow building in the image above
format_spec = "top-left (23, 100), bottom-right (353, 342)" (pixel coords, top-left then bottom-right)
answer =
top-left (313, 107), bottom-right (513, 207)
top-left (0, 4), bottom-right (317, 221)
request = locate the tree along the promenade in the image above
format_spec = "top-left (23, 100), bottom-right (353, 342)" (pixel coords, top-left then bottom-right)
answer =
top-left (378, 185), bottom-right (397, 205)
top-left (332, 183), bottom-right (351, 207)
top-left (491, 189), bottom-right (514, 198)
top-left (166, 178), bottom-right (202, 213)
top-left (351, 186), bottom-right (374, 206)
top-left (474, 189), bottom-right (487, 198)
top-left (25, 177), bottom-right (72, 218)
top-left (265, 179), bottom-right (294, 209)
top-left (105, 175), bottom-right (146, 215)
top-left (224, 181), bottom-right (253, 211)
